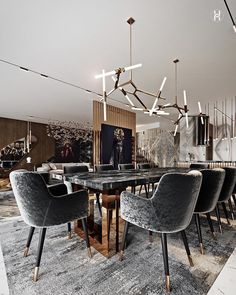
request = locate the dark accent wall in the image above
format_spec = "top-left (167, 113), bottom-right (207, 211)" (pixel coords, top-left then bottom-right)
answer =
top-left (0, 117), bottom-right (55, 170)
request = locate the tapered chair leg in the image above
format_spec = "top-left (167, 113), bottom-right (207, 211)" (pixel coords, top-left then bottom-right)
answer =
top-left (107, 209), bottom-right (113, 249)
top-left (222, 202), bottom-right (231, 225)
top-left (232, 195), bottom-right (236, 207)
top-left (119, 221), bottom-right (129, 261)
top-left (81, 218), bottom-right (92, 258)
top-left (194, 214), bottom-right (204, 254)
top-left (215, 205), bottom-right (223, 234)
top-left (96, 192), bottom-right (102, 217)
top-left (161, 233), bottom-right (170, 292)
top-left (149, 231), bottom-right (153, 243)
top-left (139, 185), bottom-right (143, 195)
top-left (180, 230), bottom-right (194, 266)
top-left (33, 228), bottom-right (46, 282)
top-left (144, 184), bottom-right (148, 198)
top-left (228, 199), bottom-right (235, 220)
top-left (206, 213), bottom-right (217, 240)
top-left (24, 226), bottom-right (35, 257)
top-left (67, 222), bottom-right (72, 239)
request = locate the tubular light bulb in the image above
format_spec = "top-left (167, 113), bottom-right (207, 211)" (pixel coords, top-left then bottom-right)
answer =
top-left (95, 63), bottom-right (142, 79)
top-left (198, 101), bottom-right (202, 113)
top-left (174, 124), bottom-right (178, 136)
top-left (233, 25), bottom-right (236, 33)
top-left (183, 90), bottom-right (187, 105)
top-left (185, 112), bottom-right (189, 128)
top-left (124, 63), bottom-right (142, 72)
top-left (159, 77), bottom-right (167, 91)
top-left (132, 107), bottom-right (143, 111)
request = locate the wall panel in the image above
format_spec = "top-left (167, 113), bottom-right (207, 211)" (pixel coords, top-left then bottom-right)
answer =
top-left (93, 101), bottom-right (136, 165)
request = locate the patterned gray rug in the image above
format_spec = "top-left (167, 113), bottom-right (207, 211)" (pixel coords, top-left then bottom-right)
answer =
top-left (0, 213), bottom-right (235, 295)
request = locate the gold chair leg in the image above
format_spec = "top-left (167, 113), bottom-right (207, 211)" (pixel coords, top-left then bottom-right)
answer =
top-left (165, 275), bottom-right (171, 292)
top-left (33, 267), bottom-right (39, 282)
top-left (23, 247), bottom-right (29, 257)
top-left (87, 247), bottom-right (92, 258)
top-left (188, 255), bottom-right (194, 267)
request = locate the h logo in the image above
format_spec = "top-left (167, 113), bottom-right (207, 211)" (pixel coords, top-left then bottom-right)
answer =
top-left (214, 9), bottom-right (222, 22)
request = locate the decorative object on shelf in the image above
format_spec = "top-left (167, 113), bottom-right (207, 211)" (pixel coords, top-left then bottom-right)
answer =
top-left (94, 17), bottom-right (167, 121)
top-left (223, 0), bottom-right (236, 33)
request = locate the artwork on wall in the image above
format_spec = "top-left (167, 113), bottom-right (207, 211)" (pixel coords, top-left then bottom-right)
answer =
top-left (47, 121), bottom-right (93, 163)
top-left (136, 128), bottom-right (179, 167)
top-left (100, 124), bottom-right (132, 169)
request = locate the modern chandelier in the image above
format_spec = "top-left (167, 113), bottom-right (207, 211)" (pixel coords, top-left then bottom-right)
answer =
top-left (94, 17), bottom-right (168, 121)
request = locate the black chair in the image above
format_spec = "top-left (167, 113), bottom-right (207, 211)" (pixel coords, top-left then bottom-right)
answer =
top-left (190, 163), bottom-right (209, 169)
top-left (120, 170), bottom-right (202, 292)
top-left (193, 168), bottom-right (225, 254)
top-left (63, 165), bottom-right (101, 229)
top-left (10, 170), bottom-right (91, 281)
top-left (216, 167), bottom-right (236, 231)
top-left (137, 163), bottom-right (153, 197)
top-left (118, 163), bottom-right (135, 170)
top-left (118, 164), bottom-right (135, 193)
top-left (95, 164), bottom-right (114, 172)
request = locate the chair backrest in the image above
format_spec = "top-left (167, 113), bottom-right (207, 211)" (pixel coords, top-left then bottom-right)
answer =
top-left (95, 164), bottom-right (114, 172)
top-left (151, 170), bottom-right (202, 233)
top-left (118, 163), bottom-right (135, 170)
top-left (137, 163), bottom-right (152, 169)
top-left (218, 167), bottom-right (236, 202)
top-left (194, 168), bottom-right (225, 213)
top-left (64, 165), bottom-right (88, 174)
top-left (10, 171), bottom-right (51, 227)
top-left (190, 163), bottom-right (209, 169)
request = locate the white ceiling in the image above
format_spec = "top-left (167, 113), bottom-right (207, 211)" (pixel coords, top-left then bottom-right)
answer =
top-left (0, 0), bottom-right (236, 130)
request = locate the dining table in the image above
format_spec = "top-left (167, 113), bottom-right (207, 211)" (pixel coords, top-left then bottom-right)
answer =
top-left (53, 167), bottom-right (190, 257)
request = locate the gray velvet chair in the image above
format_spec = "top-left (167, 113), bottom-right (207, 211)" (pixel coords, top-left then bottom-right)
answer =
top-left (10, 170), bottom-right (91, 282)
top-left (137, 163), bottom-right (153, 197)
top-left (120, 170), bottom-right (202, 292)
top-left (63, 165), bottom-right (96, 232)
top-left (118, 163), bottom-right (135, 170)
top-left (95, 164), bottom-right (114, 172)
top-left (216, 167), bottom-right (236, 230)
top-left (194, 168), bottom-right (225, 254)
top-left (190, 163), bottom-right (209, 169)
top-left (118, 163), bottom-right (136, 194)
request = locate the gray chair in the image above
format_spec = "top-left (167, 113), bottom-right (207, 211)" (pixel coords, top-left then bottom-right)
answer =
top-left (216, 167), bottom-right (236, 231)
top-left (10, 170), bottom-right (91, 282)
top-left (118, 163), bottom-right (136, 194)
top-left (118, 163), bottom-right (135, 170)
top-left (120, 170), bottom-right (202, 292)
top-left (63, 165), bottom-right (97, 231)
top-left (194, 168), bottom-right (225, 254)
top-left (137, 163), bottom-right (152, 197)
top-left (95, 164), bottom-right (114, 172)
top-left (190, 163), bottom-right (209, 169)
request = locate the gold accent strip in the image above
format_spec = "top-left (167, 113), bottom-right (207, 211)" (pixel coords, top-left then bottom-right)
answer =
top-left (33, 267), bottom-right (39, 282)
top-left (188, 255), bottom-right (194, 267)
top-left (200, 243), bottom-right (204, 255)
top-left (23, 247), bottom-right (29, 257)
top-left (166, 275), bottom-right (171, 292)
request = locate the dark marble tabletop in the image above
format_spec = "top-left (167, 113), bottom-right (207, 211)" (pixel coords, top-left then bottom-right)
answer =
top-left (63, 167), bottom-right (190, 191)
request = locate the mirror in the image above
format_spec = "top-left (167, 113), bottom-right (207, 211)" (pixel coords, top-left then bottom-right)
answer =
top-left (0, 135), bottom-right (37, 171)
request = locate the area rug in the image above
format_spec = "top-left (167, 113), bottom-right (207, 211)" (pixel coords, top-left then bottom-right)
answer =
top-left (0, 213), bottom-right (235, 295)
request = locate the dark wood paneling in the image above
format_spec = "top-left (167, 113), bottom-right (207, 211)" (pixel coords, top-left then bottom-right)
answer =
top-left (0, 117), bottom-right (55, 170)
